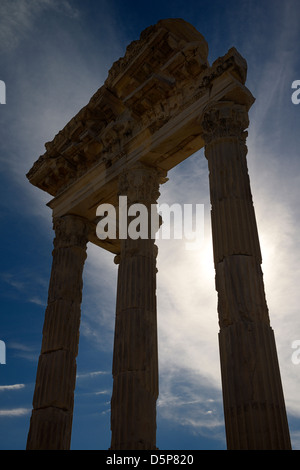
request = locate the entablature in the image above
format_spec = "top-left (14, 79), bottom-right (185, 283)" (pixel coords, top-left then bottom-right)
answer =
top-left (26, 18), bottom-right (254, 253)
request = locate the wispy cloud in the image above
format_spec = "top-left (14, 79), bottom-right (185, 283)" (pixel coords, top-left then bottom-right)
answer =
top-left (244, 1), bottom-right (300, 140)
top-left (76, 370), bottom-right (109, 380)
top-left (0, 408), bottom-right (30, 417)
top-left (0, 1), bottom-right (123, 226)
top-left (290, 430), bottom-right (300, 451)
top-left (0, 273), bottom-right (25, 291)
top-left (157, 366), bottom-right (225, 445)
top-left (8, 342), bottom-right (39, 362)
top-left (0, 0), bottom-right (79, 53)
top-left (94, 390), bottom-right (110, 396)
top-left (27, 296), bottom-right (46, 307)
top-left (0, 271), bottom-right (48, 307)
top-left (80, 244), bottom-right (117, 350)
top-left (155, 154), bottom-right (221, 390)
top-left (0, 384), bottom-right (25, 392)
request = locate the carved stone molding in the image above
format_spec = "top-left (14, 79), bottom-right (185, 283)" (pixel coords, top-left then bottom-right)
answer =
top-left (105, 19), bottom-right (209, 93)
top-left (118, 164), bottom-right (164, 205)
top-left (26, 20), bottom-right (250, 200)
top-left (53, 214), bottom-right (90, 249)
top-left (115, 165), bottom-right (165, 261)
top-left (200, 101), bottom-right (249, 145)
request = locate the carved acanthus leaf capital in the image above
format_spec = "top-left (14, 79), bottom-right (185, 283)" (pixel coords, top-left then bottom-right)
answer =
top-left (53, 215), bottom-right (90, 249)
top-left (118, 164), bottom-right (166, 205)
top-left (200, 101), bottom-right (249, 145)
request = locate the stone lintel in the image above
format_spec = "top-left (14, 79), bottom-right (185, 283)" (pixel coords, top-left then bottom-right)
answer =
top-left (45, 78), bottom-right (253, 254)
top-left (26, 19), bottom-right (254, 255)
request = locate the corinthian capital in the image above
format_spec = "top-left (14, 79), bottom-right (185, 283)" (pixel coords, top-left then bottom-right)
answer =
top-left (53, 215), bottom-right (90, 249)
top-left (200, 101), bottom-right (249, 145)
top-left (118, 164), bottom-right (166, 205)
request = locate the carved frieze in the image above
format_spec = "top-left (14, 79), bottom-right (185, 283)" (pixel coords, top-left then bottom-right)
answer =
top-left (53, 214), bottom-right (90, 249)
top-left (26, 19), bottom-right (251, 200)
top-left (118, 164), bottom-right (162, 205)
top-left (200, 101), bottom-right (249, 145)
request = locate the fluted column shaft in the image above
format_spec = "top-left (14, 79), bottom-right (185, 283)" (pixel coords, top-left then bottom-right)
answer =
top-left (26, 214), bottom-right (89, 450)
top-left (110, 164), bottom-right (161, 450)
top-left (200, 101), bottom-right (291, 449)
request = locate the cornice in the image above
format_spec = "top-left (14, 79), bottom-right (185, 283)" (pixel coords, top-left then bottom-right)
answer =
top-left (27, 20), bottom-right (249, 199)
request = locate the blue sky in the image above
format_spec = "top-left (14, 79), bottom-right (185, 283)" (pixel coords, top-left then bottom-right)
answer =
top-left (0, 0), bottom-right (300, 450)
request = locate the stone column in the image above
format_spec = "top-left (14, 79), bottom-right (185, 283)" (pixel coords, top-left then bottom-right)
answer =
top-left (110, 164), bottom-right (162, 450)
top-left (200, 101), bottom-right (291, 449)
top-left (26, 214), bottom-right (89, 450)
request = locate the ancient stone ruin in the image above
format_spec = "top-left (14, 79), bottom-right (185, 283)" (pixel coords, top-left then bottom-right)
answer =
top-left (26, 19), bottom-right (291, 450)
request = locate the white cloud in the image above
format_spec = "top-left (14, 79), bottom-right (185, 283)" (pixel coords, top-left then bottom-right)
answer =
top-left (155, 155), bottom-right (221, 390)
top-left (290, 430), bottom-right (300, 451)
top-left (157, 366), bottom-right (225, 445)
top-left (8, 342), bottom-right (39, 362)
top-left (9, 342), bottom-right (34, 352)
top-left (76, 370), bottom-right (109, 379)
top-left (80, 243), bottom-right (117, 350)
top-left (28, 296), bottom-right (46, 307)
top-left (0, 408), bottom-right (30, 417)
top-left (0, 384), bottom-right (25, 392)
top-left (0, 273), bottom-right (25, 291)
